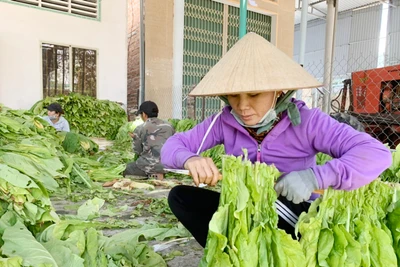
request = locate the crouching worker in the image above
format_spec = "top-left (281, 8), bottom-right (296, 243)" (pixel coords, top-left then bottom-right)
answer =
top-left (160, 33), bottom-right (392, 248)
top-left (124, 101), bottom-right (174, 180)
top-left (43, 102), bottom-right (70, 132)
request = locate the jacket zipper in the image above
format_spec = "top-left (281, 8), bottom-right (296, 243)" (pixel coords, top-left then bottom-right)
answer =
top-left (257, 143), bottom-right (261, 162)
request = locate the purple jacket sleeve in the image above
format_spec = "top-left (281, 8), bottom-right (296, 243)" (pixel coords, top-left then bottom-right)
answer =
top-left (161, 113), bottom-right (224, 169)
top-left (307, 110), bottom-right (392, 190)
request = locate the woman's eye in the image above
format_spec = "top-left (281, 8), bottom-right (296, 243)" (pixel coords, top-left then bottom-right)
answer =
top-left (249, 94), bottom-right (259, 97)
top-left (230, 94), bottom-right (239, 98)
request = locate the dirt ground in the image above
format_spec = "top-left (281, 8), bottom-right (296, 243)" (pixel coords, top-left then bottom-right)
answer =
top-left (51, 178), bottom-right (204, 267)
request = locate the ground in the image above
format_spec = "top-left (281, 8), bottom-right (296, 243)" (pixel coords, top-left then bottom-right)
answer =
top-left (51, 177), bottom-right (204, 267)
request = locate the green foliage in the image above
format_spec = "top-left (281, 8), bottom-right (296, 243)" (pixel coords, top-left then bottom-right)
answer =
top-left (174, 119), bottom-right (197, 132)
top-left (297, 181), bottom-right (399, 267)
top-left (201, 155), bottom-right (305, 266)
top-left (30, 93), bottom-right (127, 139)
top-left (61, 132), bottom-right (99, 156)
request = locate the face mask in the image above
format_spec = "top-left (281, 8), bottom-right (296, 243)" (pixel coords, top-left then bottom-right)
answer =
top-left (231, 108), bottom-right (277, 128)
top-left (49, 115), bottom-right (58, 121)
top-left (230, 91), bottom-right (278, 128)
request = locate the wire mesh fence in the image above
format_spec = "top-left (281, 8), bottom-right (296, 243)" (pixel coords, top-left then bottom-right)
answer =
top-left (301, 54), bottom-right (400, 149)
top-left (151, 53), bottom-right (400, 148)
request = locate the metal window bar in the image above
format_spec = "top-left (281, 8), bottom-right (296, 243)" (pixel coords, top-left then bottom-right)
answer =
top-left (71, 47), bottom-right (96, 97)
top-left (10, 0), bottom-right (97, 18)
top-left (42, 44), bottom-right (69, 97)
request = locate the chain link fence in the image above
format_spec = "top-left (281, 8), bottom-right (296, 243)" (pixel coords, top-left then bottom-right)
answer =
top-left (301, 54), bottom-right (400, 149)
top-left (152, 54), bottom-right (400, 149)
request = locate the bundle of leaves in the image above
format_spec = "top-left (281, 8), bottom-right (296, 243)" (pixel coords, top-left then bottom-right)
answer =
top-left (297, 181), bottom-right (400, 266)
top-left (30, 93), bottom-right (127, 139)
top-left (202, 152), bottom-right (400, 266)
top-left (201, 154), bottom-right (305, 266)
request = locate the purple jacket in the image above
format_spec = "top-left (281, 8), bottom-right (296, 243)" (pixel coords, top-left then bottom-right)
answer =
top-left (161, 100), bottom-right (392, 190)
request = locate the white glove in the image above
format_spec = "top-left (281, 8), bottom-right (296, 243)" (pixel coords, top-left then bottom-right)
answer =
top-left (274, 169), bottom-right (319, 204)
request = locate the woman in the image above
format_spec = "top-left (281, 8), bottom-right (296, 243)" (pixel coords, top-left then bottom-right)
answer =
top-left (161, 33), bottom-right (392, 247)
top-left (43, 102), bottom-right (70, 132)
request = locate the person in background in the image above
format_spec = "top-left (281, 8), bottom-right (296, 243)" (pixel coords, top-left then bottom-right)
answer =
top-left (160, 32), bottom-right (392, 247)
top-left (43, 102), bottom-right (70, 132)
top-left (123, 101), bottom-right (175, 180)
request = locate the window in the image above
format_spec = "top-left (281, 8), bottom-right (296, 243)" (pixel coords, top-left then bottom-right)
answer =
top-left (42, 43), bottom-right (97, 97)
top-left (10, 0), bottom-right (98, 19)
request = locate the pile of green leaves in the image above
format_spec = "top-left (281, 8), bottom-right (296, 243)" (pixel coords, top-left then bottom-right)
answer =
top-left (296, 181), bottom-right (400, 266)
top-left (0, 208), bottom-right (190, 267)
top-left (30, 93), bottom-right (127, 139)
top-left (0, 105), bottom-right (185, 266)
top-left (0, 109), bottom-right (63, 231)
top-left (201, 155), bottom-right (306, 266)
top-left (60, 132), bottom-right (99, 156)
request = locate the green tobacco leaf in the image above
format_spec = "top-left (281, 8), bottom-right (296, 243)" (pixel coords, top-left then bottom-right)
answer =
top-left (0, 163), bottom-right (40, 189)
top-left (0, 256), bottom-right (23, 267)
top-left (42, 240), bottom-right (85, 267)
top-left (1, 152), bottom-right (59, 191)
top-left (317, 228), bottom-right (334, 266)
top-left (2, 221), bottom-right (58, 267)
top-left (76, 197), bottom-right (105, 220)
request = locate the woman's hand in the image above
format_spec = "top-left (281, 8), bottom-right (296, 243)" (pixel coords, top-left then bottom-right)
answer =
top-left (184, 157), bottom-right (221, 187)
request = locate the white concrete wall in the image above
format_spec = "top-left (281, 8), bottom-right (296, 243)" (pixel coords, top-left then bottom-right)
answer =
top-left (0, 0), bottom-right (127, 109)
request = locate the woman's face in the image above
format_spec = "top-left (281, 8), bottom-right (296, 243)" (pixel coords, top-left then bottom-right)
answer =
top-left (227, 92), bottom-right (277, 126)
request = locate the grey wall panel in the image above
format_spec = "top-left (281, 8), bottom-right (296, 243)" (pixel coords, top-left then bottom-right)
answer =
top-left (333, 45), bottom-right (350, 76)
top-left (349, 5), bottom-right (381, 43)
top-left (348, 39), bottom-right (380, 73)
top-left (387, 32), bottom-right (400, 65)
top-left (335, 15), bottom-right (352, 46)
top-left (303, 50), bottom-right (325, 79)
top-left (387, 1), bottom-right (400, 65)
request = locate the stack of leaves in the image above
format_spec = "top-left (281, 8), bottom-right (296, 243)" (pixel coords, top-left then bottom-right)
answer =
top-left (296, 181), bottom-right (399, 266)
top-left (387, 190), bottom-right (400, 263)
top-left (30, 93), bottom-right (127, 139)
top-left (200, 155), bottom-right (306, 267)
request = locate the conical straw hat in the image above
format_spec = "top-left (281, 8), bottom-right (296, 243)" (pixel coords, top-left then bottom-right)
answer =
top-left (189, 32), bottom-right (322, 96)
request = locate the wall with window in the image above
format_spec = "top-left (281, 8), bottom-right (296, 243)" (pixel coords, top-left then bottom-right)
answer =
top-left (0, 0), bottom-right (127, 109)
